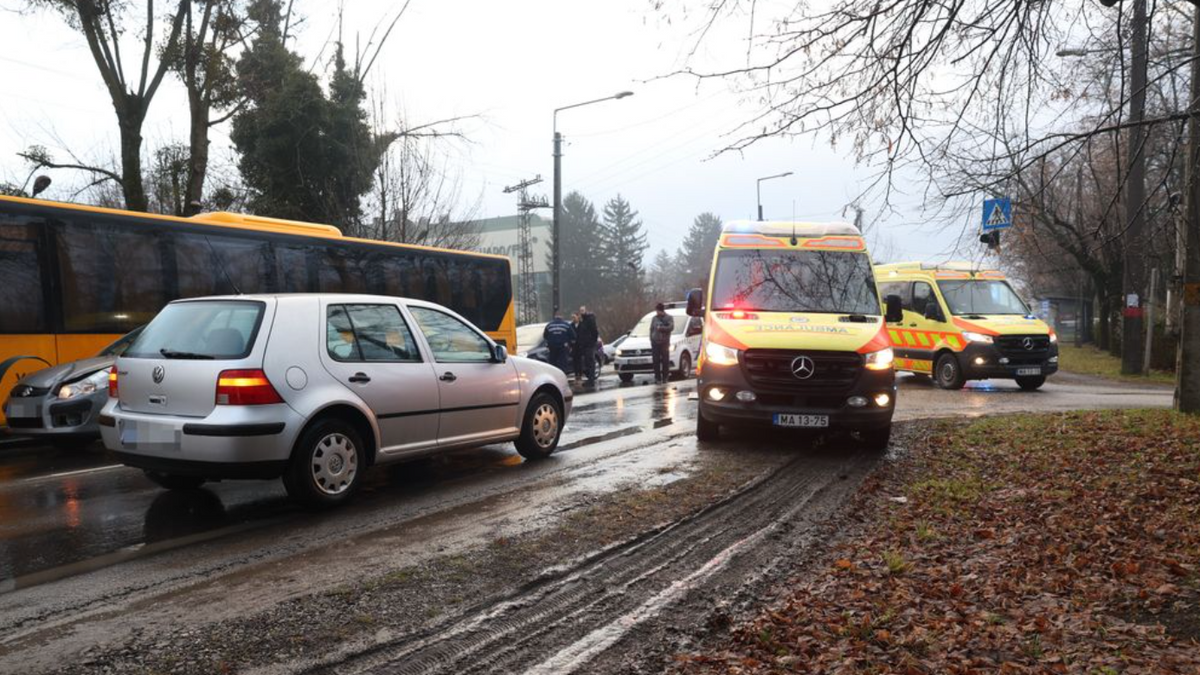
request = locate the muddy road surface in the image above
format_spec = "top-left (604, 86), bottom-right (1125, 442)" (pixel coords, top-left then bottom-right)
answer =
top-left (0, 371), bottom-right (1171, 674)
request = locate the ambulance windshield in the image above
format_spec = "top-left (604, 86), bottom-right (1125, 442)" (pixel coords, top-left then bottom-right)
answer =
top-left (711, 250), bottom-right (880, 315)
top-left (938, 280), bottom-right (1029, 316)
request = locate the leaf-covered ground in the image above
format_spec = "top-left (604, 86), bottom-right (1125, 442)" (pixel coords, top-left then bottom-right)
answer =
top-left (672, 411), bottom-right (1200, 674)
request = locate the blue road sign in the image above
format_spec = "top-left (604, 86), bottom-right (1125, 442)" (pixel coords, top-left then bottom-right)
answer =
top-left (982, 197), bottom-right (1012, 232)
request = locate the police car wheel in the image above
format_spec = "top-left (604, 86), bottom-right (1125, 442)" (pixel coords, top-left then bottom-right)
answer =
top-left (619, 373), bottom-right (634, 383)
top-left (935, 353), bottom-right (966, 390)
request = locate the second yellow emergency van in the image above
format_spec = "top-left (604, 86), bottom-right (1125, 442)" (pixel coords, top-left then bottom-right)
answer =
top-left (874, 262), bottom-right (1058, 390)
top-left (686, 221), bottom-right (903, 449)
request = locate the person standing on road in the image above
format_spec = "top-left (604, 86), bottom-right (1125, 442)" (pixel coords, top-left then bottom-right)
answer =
top-left (649, 302), bottom-right (675, 384)
top-left (570, 312), bottom-right (583, 380)
top-left (543, 312), bottom-right (576, 374)
top-left (576, 305), bottom-right (600, 386)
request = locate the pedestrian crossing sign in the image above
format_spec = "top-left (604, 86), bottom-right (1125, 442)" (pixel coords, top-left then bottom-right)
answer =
top-left (982, 197), bottom-right (1012, 232)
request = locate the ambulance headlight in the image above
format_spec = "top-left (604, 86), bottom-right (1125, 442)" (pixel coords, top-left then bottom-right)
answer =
top-left (704, 340), bottom-right (740, 366)
top-left (1049, 332), bottom-right (1058, 344)
top-left (962, 331), bottom-right (994, 344)
top-left (863, 347), bottom-right (894, 371)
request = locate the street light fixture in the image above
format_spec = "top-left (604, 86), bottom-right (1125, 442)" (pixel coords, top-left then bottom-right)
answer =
top-left (756, 172), bottom-right (793, 221)
top-left (551, 91), bottom-right (634, 316)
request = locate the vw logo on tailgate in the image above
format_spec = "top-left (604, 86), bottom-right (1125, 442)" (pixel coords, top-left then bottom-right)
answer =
top-left (152, 365), bottom-right (166, 384)
top-left (790, 356), bottom-right (816, 380)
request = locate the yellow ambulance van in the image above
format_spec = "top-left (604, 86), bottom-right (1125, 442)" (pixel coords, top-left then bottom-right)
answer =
top-left (874, 262), bottom-right (1058, 390)
top-left (685, 221), bottom-right (903, 450)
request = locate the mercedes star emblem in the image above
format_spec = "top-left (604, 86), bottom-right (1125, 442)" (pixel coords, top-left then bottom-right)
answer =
top-left (790, 355), bottom-right (816, 380)
top-left (152, 365), bottom-right (166, 384)
top-left (1021, 337), bottom-right (1034, 351)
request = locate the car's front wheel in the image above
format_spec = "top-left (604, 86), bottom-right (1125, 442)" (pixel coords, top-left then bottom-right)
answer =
top-left (935, 353), bottom-right (967, 390)
top-left (1016, 375), bottom-right (1046, 391)
top-left (618, 372), bottom-right (634, 383)
top-left (283, 418), bottom-right (365, 509)
top-left (696, 408), bottom-right (720, 441)
top-left (675, 351), bottom-right (692, 380)
top-left (516, 392), bottom-right (564, 460)
top-left (144, 471), bottom-right (206, 491)
top-left (855, 426), bottom-right (891, 452)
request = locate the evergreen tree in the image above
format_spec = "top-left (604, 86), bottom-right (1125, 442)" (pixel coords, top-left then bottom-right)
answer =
top-left (677, 212), bottom-right (723, 291)
top-left (546, 191), bottom-right (602, 312)
top-left (597, 194), bottom-right (649, 293)
top-left (231, 0), bottom-right (387, 228)
top-left (647, 249), bottom-right (678, 302)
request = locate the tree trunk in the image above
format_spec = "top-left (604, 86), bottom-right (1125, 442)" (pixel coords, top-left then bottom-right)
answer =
top-left (186, 95), bottom-right (210, 215)
top-left (1174, 3), bottom-right (1200, 412)
top-left (118, 105), bottom-right (149, 213)
top-left (1098, 292), bottom-right (1112, 353)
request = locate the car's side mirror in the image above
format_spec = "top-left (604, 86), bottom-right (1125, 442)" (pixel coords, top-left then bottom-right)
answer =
top-left (686, 322), bottom-right (703, 337)
top-left (492, 344), bottom-right (508, 363)
top-left (885, 295), bottom-right (904, 323)
top-left (686, 288), bottom-right (705, 317)
top-left (923, 304), bottom-right (943, 322)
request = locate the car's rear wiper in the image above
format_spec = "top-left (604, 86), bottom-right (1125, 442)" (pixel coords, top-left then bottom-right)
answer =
top-left (159, 349), bottom-right (215, 360)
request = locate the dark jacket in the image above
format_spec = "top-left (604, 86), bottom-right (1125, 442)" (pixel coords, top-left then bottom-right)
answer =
top-left (650, 313), bottom-right (675, 344)
top-left (576, 313), bottom-right (600, 345)
top-left (543, 318), bottom-right (576, 347)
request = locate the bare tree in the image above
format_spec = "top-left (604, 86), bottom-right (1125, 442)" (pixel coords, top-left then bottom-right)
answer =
top-left (28, 0), bottom-right (189, 211)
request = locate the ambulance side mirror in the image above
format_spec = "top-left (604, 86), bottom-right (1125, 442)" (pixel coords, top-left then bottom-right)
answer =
top-left (885, 295), bottom-right (904, 323)
top-left (686, 288), bottom-right (705, 317)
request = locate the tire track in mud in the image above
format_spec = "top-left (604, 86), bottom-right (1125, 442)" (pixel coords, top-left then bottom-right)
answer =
top-left (306, 447), bottom-right (877, 675)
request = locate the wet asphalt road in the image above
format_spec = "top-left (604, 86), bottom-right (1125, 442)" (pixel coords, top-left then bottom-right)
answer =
top-left (0, 370), bottom-right (1172, 591)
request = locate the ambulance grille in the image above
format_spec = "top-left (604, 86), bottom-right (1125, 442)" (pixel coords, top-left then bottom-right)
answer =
top-left (742, 349), bottom-right (863, 393)
top-left (994, 335), bottom-right (1051, 357)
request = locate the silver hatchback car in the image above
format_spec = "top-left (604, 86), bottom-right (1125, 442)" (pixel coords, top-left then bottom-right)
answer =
top-left (99, 294), bottom-right (572, 508)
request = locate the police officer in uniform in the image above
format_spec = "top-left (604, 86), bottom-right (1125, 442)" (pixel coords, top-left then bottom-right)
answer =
top-left (543, 312), bottom-right (576, 374)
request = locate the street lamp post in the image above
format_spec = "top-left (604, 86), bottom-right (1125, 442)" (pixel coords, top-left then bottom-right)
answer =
top-left (756, 172), bottom-right (793, 221)
top-left (552, 91), bottom-right (634, 316)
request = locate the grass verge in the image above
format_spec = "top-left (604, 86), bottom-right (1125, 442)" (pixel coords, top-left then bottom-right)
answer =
top-left (672, 410), bottom-right (1200, 673)
top-left (1057, 344), bottom-right (1175, 385)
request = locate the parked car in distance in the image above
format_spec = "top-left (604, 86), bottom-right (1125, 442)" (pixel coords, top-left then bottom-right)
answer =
top-left (602, 333), bottom-right (628, 365)
top-left (515, 322), bottom-right (603, 380)
top-left (3, 327), bottom-right (144, 448)
top-left (100, 295), bottom-right (572, 508)
top-left (613, 307), bottom-right (702, 383)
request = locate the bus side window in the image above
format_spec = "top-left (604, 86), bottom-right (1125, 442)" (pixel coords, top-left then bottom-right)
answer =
top-left (0, 216), bottom-right (48, 332)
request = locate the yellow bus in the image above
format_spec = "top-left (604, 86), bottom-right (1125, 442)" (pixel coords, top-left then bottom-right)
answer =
top-left (0, 195), bottom-right (515, 424)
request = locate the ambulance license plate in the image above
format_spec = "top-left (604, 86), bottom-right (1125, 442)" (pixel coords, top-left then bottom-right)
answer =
top-left (1015, 367), bottom-right (1042, 376)
top-left (773, 413), bottom-right (829, 428)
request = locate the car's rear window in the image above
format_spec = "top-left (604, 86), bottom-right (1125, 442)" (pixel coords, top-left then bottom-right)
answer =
top-left (124, 300), bottom-right (265, 360)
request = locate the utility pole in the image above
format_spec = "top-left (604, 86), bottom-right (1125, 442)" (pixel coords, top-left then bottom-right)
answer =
top-left (504, 176), bottom-right (549, 325)
top-left (552, 133), bottom-right (562, 315)
top-left (1121, 0), bottom-right (1150, 375)
top-left (1176, 4), bottom-right (1200, 412)
top-left (1144, 268), bottom-right (1158, 375)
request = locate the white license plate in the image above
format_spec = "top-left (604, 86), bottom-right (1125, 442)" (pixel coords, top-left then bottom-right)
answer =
top-left (773, 413), bottom-right (829, 428)
top-left (5, 401), bottom-right (37, 418)
top-left (629, 358), bottom-right (652, 365)
top-left (1016, 367), bottom-right (1042, 376)
top-left (120, 420), bottom-right (182, 450)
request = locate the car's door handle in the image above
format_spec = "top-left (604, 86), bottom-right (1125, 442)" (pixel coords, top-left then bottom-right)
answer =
top-left (440, 372), bottom-right (457, 382)
top-left (349, 373), bottom-right (371, 384)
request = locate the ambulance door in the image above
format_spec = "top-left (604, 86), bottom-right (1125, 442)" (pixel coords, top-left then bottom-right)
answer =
top-left (908, 281), bottom-right (949, 370)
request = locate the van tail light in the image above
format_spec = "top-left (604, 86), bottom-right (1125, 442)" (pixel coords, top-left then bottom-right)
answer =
top-left (108, 370), bottom-right (119, 398)
top-left (216, 369), bottom-right (283, 405)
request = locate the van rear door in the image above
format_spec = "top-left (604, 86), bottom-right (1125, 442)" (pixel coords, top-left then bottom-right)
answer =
top-left (117, 299), bottom-right (270, 417)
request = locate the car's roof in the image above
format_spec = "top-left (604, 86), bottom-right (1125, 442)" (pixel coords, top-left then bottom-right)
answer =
top-left (170, 293), bottom-right (451, 311)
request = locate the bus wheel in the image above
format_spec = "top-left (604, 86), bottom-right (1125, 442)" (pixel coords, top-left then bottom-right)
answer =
top-left (935, 353), bottom-right (966, 390)
top-left (696, 410), bottom-right (719, 441)
top-left (1016, 375), bottom-right (1046, 391)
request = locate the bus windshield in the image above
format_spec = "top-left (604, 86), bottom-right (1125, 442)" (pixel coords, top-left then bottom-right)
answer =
top-left (711, 249), bottom-right (880, 315)
top-left (937, 280), bottom-right (1029, 316)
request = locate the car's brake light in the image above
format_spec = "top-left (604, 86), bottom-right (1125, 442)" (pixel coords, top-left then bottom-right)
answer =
top-left (216, 369), bottom-right (283, 405)
top-left (108, 370), bottom-right (118, 398)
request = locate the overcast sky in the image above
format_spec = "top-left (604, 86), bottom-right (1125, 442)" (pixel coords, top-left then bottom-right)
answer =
top-left (0, 0), bottom-right (986, 264)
